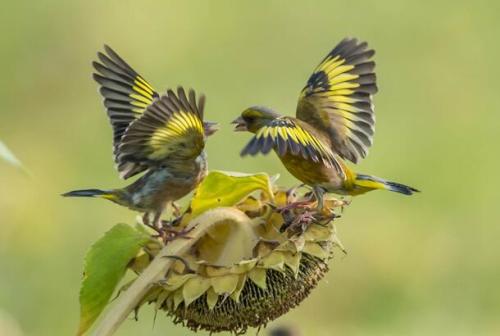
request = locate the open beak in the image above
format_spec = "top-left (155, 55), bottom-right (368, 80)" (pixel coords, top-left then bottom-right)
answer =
top-left (231, 116), bottom-right (247, 132)
top-left (203, 121), bottom-right (220, 137)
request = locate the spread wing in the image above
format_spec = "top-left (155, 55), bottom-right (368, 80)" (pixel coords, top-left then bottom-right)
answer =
top-left (240, 117), bottom-right (344, 175)
top-left (117, 87), bottom-right (205, 178)
top-left (92, 45), bottom-right (159, 177)
top-left (296, 37), bottom-right (377, 164)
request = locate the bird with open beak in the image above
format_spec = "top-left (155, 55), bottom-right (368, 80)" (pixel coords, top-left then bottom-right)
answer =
top-left (232, 38), bottom-right (418, 209)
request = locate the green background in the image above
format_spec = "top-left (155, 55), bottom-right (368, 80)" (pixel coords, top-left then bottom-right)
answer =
top-left (1, 1), bottom-right (499, 335)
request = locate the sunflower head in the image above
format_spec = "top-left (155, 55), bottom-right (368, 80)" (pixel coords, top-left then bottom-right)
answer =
top-left (130, 172), bottom-right (347, 334)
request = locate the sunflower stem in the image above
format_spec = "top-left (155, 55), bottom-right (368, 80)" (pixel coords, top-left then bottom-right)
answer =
top-left (92, 207), bottom-right (250, 336)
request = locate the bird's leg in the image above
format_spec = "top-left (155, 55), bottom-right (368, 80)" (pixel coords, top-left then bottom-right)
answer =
top-left (171, 201), bottom-right (182, 218)
top-left (155, 206), bottom-right (192, 243)
top-left (152, 211), bottom-right (164, 230)
top-left (142, 212), bottom-right (163, 236)
top-left (339, 196), bottom-right (351, 213)
top-left (282, 186), bottom-right (323, 231)
top-left (313, 186), bottom-right (325, 212)
top-left (142, 213), bottom-right (150, 226)
top-left (280, 207), bottom-right (318, 234)
top-left (278, 189), bottom-right (315, 212)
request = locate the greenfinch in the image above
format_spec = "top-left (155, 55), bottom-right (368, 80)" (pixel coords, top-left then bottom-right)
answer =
top-left (232, 38), bottom-right (418, 208)
top-left (63, 46), bottom-right (218, 228)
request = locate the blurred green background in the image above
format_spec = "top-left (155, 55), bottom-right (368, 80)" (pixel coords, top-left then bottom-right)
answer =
top-left (1, 1), bottom-right (499, 335)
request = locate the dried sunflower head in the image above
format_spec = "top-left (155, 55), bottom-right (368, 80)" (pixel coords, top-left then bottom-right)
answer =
top-left (129, 172), bottom-right (347, 334)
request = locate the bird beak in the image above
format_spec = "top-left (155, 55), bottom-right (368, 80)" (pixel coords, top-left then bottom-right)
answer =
top-left (203, 121), bottom-right (220, 137)
top-left (231, 116), bottom-right (247, 132)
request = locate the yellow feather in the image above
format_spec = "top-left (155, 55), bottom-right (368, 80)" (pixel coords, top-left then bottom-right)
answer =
top-left (100, 194), bottom-right (117, 201)
top-left (134, 79), bottom-right (154, 95)
top-left (293, 126), bottom-right (309, 146)
top-left (284, 127), bottom-right (300, 143)
top-left (327, 64), bottom-right (355, 79)
top-left (277, 127), bottom-right (288, 140)
top-left (329, 101), bottom-right (359, 113)
top-left (136, 76), bottom-right (155, 92)
top-left (270, 127), bottom-right (279, 139)
top-left (129, 93), bottom-right (151, 105)
top-left (328, 82), bottom-right (360, 91)
top-left (261, 127), bottom-right (272, 138)
top-left (132, 107), bottom-right (145, 113)
top-left (321, 57), bottom-right (344, 73)
top-left (130, 100), bottom-right (148, 108)
top-left (329, 89), bottom-right (355, 96)
top-left (166, 119), bottom-right (184, 134)
top-left (327, 95), bottom-right (354, 103)
top-left (329, 73), bottom-right (358, 85)
top-left (132, 85), bottom-right (153, 100)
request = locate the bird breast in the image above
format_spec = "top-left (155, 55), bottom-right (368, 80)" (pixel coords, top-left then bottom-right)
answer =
top-left (127, 152), bottom-right (208, 211)
top-left (279, 152), bottom-right (344, 189)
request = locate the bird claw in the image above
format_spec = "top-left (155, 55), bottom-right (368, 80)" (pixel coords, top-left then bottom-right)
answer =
top-left (163, 226), bottom-right (194, 243)
top-left (277, 200), bottom-right (314, 213)
top-left (280, 208), bottom-right (318, 234)
top-left (142, 213), bottom-right (165, 235)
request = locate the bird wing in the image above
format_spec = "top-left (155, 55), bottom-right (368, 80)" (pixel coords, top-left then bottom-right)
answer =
top-left (296, 38), bottom-right (377, 164)
top-left (240, 117), bottom-right (344, 175)
top-left (92, 45), bottom-right (159, 177)
top-left (117, 87), bottom-right (206, 178)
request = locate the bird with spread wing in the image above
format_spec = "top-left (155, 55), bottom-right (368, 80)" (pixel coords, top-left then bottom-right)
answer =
top-left (63, 46), bottom-right (218, 229)
top-left (232, 38), bottom-right (418, 209)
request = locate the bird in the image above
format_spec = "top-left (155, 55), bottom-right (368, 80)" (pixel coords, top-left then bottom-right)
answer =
top-left (232, 37), bottom-right (418, 209)
top-left (63, 45), bottom-right (218, 229)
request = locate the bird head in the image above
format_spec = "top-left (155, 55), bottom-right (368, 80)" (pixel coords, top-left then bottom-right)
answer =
top-left (203, 121), bottom-right (220, 137)
top-left (231, 106), bottom-right (280, 133)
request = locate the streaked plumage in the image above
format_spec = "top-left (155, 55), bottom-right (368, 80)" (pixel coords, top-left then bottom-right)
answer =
top-left (64, 46), bottom-right (218, 227)
top-left (233, 38), bottom-right (418, 207)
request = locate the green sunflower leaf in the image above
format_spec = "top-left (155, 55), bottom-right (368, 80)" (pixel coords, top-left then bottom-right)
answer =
top-left (77, 224), bottom-right (150, 335)
top-left (190, 171), bottom-right (274, 216)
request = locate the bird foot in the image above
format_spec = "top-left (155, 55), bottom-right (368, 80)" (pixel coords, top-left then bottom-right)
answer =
top-left (277, 200), bottom-right (314, 213)
top-left (142, 213), bottom-right (165, 235)
top-left (163, 226), bottom-right (194, 243)
top-left (280, 208), bottom-right (318, 234)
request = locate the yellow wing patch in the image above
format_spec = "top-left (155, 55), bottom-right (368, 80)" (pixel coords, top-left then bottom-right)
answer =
top-left (93, 45), bottom-right (160, 178)
top-left (241, 118), bottom-right (343, 174)
top-left (296, 37), bottom-right (377, 164)
top-left (118, 87), bottom-right (206, 165)
top-left (148, 111), bottom-right (204, 160)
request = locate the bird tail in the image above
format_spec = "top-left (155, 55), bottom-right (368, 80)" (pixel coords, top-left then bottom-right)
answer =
top-left (62, 189), bottom-right (116, 200)
top-left (354, 174), bottom-right (420, 195)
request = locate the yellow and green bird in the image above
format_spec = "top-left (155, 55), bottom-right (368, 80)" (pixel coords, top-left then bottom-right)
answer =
top-left (63, 46), bottom-right (218, 228)
top-left (232, 38), bottom-right (418, 208)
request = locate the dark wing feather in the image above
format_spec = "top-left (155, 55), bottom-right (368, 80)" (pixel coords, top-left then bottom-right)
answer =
top-left (296, 37), bottom-right (377, 163)
top-left (117, 87), bottom-right (205, 177)
top-left (240, 117), bottom-right (344, 175)
top-left (93, 45), bottom-right (159, 178)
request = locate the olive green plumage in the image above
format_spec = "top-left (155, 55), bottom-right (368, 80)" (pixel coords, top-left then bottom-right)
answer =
top-left (232, 38), bottom-right (418, 206)
top-left (63, 46), bottom-right (218, 226)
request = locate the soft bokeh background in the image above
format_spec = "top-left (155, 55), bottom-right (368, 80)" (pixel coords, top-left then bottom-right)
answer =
top-left (1, 1), bottom-right (499, 335)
